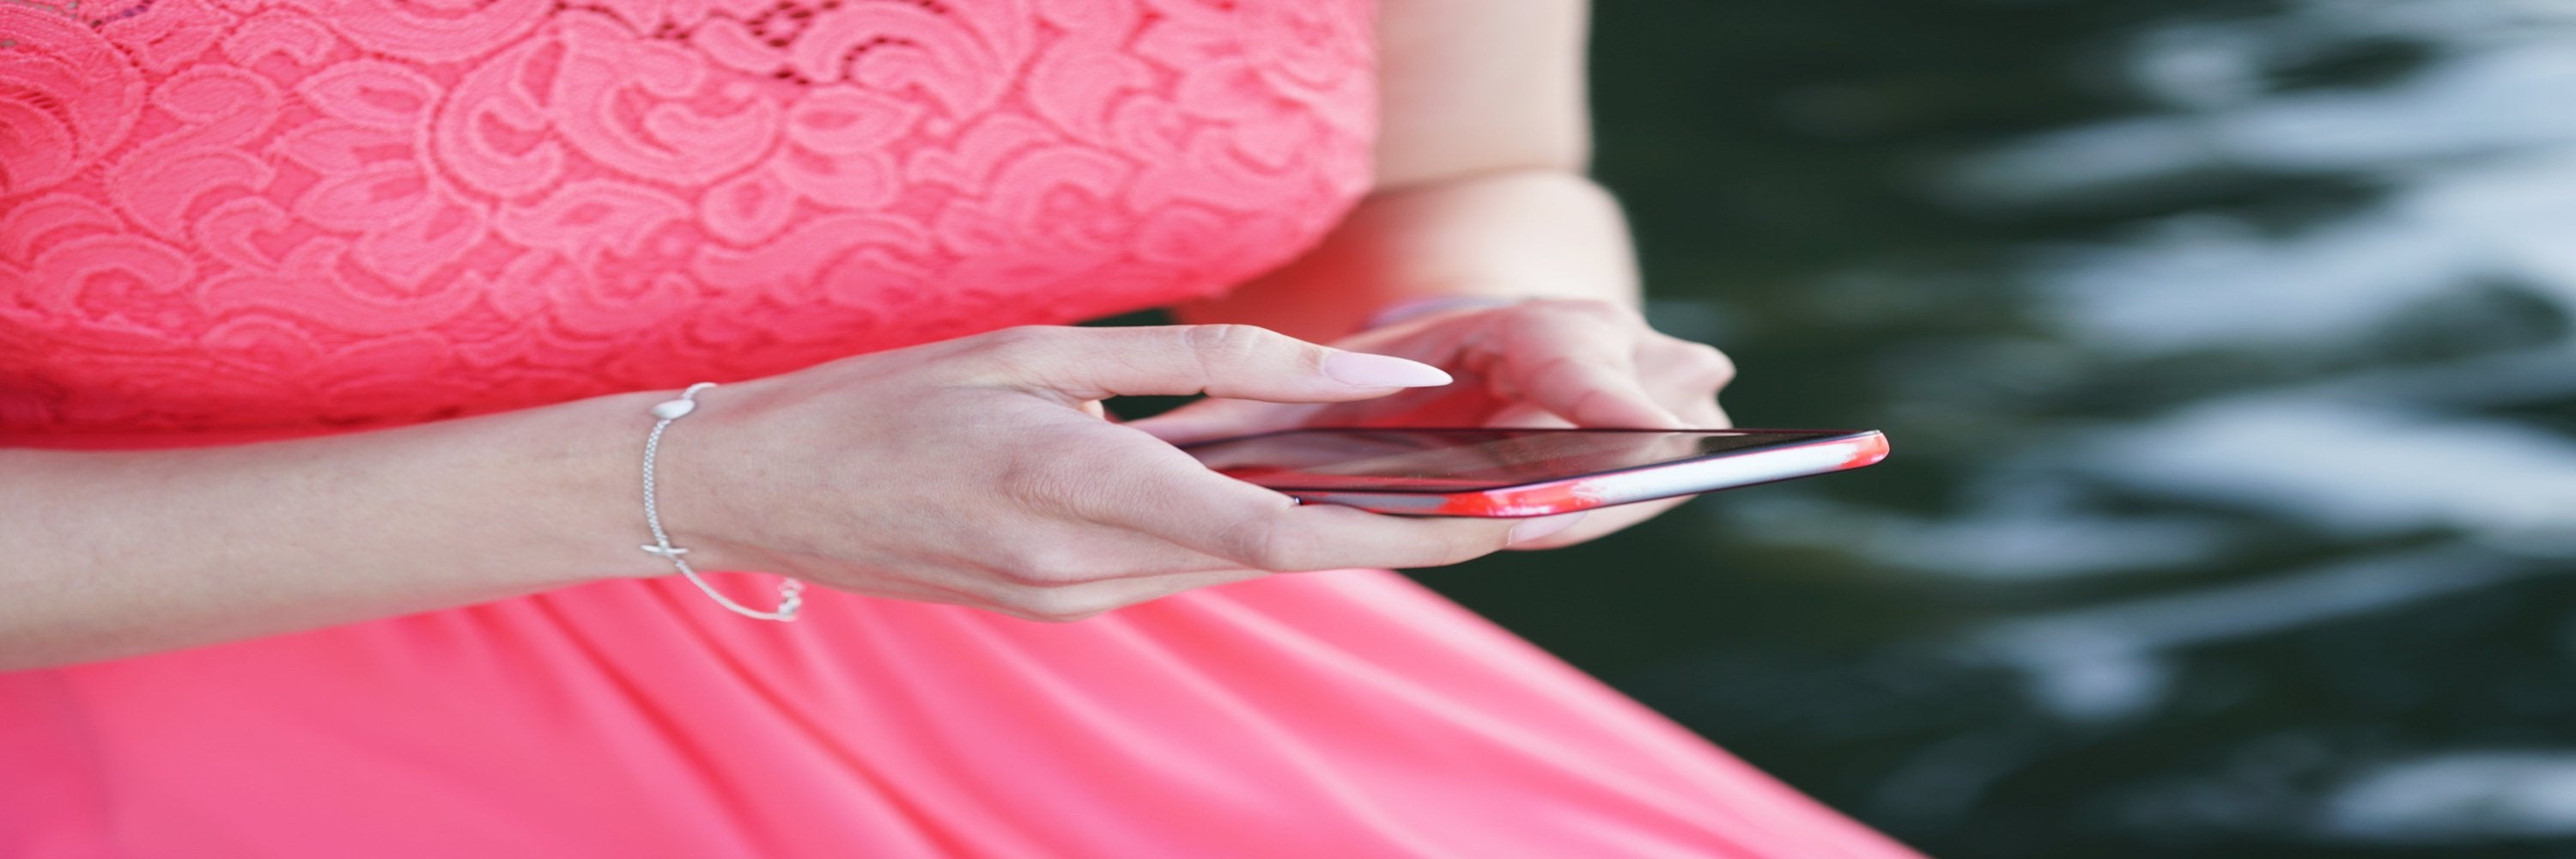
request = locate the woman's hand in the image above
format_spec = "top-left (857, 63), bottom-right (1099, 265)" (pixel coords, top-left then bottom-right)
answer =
top-left (659, 324), bottom-right (1586, 622)
top-left (1131, 299), bottom-right (1737, 550)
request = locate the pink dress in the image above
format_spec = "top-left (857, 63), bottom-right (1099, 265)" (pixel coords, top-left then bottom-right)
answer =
top-left (0, 1), bottom-right (1919, 855)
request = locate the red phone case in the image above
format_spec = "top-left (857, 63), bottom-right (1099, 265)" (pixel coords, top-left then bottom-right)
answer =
top-left (1201, 429), bottom-right (1890, 518)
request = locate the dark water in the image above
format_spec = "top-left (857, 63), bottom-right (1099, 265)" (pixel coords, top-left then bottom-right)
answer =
top-left (1407, 2), bottom-right (2576, 856)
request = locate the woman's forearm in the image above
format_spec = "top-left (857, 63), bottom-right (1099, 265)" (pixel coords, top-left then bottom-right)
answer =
top-left (0, 393), bottom-right (661, 668)
top-left (1176, 168), bottom-right (1641, 340)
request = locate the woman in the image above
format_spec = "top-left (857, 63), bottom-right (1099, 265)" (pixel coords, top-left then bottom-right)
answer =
top-left (0, 0), bottom-right (1918, 855)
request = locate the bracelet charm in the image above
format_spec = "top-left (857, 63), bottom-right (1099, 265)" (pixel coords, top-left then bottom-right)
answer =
top-left (639, 382), bottom-right (804, 623)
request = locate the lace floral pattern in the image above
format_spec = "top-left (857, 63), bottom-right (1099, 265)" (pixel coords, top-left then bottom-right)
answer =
top-left (0, 0), bottom-right (1374, 433)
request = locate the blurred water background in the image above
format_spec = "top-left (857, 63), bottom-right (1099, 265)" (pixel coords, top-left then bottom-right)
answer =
top-left (1402, 1), bottom-right (2576, 856)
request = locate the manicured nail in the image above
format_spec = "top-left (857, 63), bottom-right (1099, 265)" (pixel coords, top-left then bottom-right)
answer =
top-left (1508, 512), bottom-right (1588, 545)
top-left (1323, 351), bottom-right (1452, 388)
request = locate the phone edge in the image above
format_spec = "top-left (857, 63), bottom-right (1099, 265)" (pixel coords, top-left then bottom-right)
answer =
top-left (1282, 431), bottom-right (1891, 517)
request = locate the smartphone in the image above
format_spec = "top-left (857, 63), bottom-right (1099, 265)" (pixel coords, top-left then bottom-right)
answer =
top-left (1181, 427), bottom-right (1888, 517)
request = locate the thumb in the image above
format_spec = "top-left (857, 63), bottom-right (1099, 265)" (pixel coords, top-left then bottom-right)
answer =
top-left (970, 325), bottom-right (1452, 404)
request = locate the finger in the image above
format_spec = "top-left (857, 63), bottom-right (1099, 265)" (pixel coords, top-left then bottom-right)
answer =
top-left (1507, 497), bottom-right (1684, 550)
top-left (1125, 395), bottom-right (1318, 445)
top-left (970, 518), bottom-right (1270, 588)
top-left (1200, 499), bottom-right (1557, 572)
top-left (982, 425), bottom-right (1301, 582)
top-left (1494, 339), bottom-right (1720, 546)
top-left (1052, 430), bottom-right (1532, 570)
top-left (1482, 401), bottom-right (1572, 429)
top-left (1639, 373), bottom-right (1730, 430)
top-left (1496, 311), bottom-right (1685, 429)
top-left (1680, 395), bottom-right (1732, 430)
top-left (1479, 399), bottom-right (1696, 547)
top-left (988, 568), bottom-right (1275, 623)
top-left (1636, 339), bottom-right (1737, 429)
top-left (966, 325), bottom-right (1453, 405)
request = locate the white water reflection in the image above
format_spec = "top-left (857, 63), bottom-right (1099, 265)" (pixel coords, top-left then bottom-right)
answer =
top-left (2017, 151), bottom-right (2576, 354)
top-left (1862, 6), bottom-right (2576, 583)
top-left (2321, 752), bottom-right (2576, 843)
top-left (1948, 0), bottom-right (2576, 354)
top-left (1721, 495), bottom-right (2239, 582)
top-left (1968, 547), bottom-right (2533, 722)
top-left (1712, 3), bottom-right (2576, 832)
top-left (1960, 1), bottom-right (2576, 739)
top-left (2071, 396), bottom-right (2576, 542)
top-left (1929, 2), bottom-right (2576, 843)
top-left (1959, 42), bottom-right (2576, 198)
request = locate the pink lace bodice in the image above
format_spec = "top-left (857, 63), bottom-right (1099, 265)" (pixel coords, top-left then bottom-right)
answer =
top-left (0, 0), bottom-right (1373, 436)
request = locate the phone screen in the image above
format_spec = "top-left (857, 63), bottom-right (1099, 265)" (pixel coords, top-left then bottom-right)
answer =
top-left (1182, 428), bottom-right (1852, 492)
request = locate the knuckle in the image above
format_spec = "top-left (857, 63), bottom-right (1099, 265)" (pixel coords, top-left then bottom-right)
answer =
top-left (1565, 387), bottom-right (1630, 423)
top-left (1170, 324), bottom-right (1281, 389)
top-left (994, 453), bottom-right (1080, 512)
top-left (1004, 588), bottom-right (1115, 623)
top-left (1681, 343), bottom-right (1736, 386)
top-left (1523, 352), bottom-right (1618, 391)
top-left (1400, 522), bottom-right (1506, 568)
top-left (993, 544), bottom-right (1091, 586)
top-left (1535, 297), bottom-right (1636, 322)
top-left (961, 326), bottom-right (1069, 381)
top-left (1440, 525), bottom-right (1513, 565)
top-left (1219, 518), bottom-right (1318, 572)
top-left (1179, 324), bottom-right (1275, 366)
top-left (972, 325), bottom-right (1058, 356)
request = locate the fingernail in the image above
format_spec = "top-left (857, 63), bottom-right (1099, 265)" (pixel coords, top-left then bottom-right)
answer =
top-left (1508, 512), bottom-right (1588, 545)
top-left (1323, 351), bottom-right (1452, 388)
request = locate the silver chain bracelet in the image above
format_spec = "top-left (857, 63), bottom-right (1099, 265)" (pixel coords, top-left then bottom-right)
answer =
top-left (640, 382), bottom-right (804, 622)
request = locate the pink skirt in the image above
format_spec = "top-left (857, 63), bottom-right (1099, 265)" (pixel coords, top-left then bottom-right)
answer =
top-left (3, 569), bottom-right (1919, 857)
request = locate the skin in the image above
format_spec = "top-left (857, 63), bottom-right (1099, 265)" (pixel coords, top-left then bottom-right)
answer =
top-left (0, 0), bottom-right (1735, 669)
top-left (1170, 0), bottom-right (1734, 548)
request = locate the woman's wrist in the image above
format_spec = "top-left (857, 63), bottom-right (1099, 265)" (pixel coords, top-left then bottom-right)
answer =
top-left (459, 388), bottom-right (684, 584)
